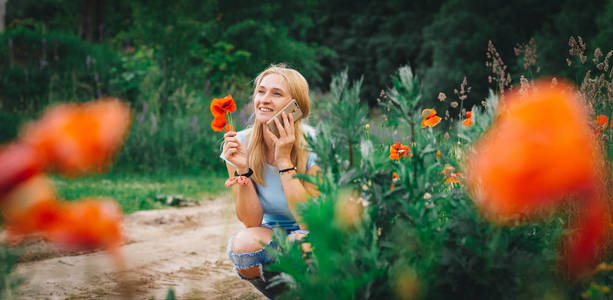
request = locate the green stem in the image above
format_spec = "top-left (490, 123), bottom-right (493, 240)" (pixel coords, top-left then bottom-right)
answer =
top-left (410, 122), bottom-right (417, 179)
top-left (348, 136), bottom-right (353, 168)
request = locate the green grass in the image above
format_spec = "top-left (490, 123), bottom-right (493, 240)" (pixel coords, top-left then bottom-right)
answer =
top-left (51, 172), bottom-right (229, 214)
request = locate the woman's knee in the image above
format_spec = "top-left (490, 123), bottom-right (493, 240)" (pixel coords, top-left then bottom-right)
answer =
top-left (231, 227), bottom-right (273, 253)
top-left (229, 227), bottom-right (273, 279)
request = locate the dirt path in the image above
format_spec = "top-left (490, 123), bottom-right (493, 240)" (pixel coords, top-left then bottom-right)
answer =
top-left (11, 196), bottom-right (266, 299)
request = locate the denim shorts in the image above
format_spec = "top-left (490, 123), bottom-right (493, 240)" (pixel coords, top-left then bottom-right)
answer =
top-left (227, 227), bottom-right (309, 280)
top-left (227, 227), bottom-right (309, 299)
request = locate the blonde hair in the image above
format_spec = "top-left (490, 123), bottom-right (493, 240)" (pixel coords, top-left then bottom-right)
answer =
top-left (247, 64), bottom-right (310, 186)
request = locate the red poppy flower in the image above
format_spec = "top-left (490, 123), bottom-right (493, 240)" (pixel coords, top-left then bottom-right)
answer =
top-left (210, 94), bottom-right (236, 117)
top-left (462, 111), bottom-right (473, 127)
top-left (0, 143), bottom-right (43, 200)
top-left (464, 79), bottom-right (610, 277)
top-left (1, 176), bottom-right (60, 243)
top-left (444, 174), bottom-right (460, 184)
top-left (21, 98), bottom-right (131, 176)
top-left (1, 175), bottom-right (123, 253)
top-left (442, 165), bottom-right (460, 184)
top-left (561, 196), bottom-right (611, 277)
top-left (465, 81), bottom-right (600, 219)
top-left (211, 115), bottom-right (227, 132)
top-left (45, 199), bottom-right (123, 251)
top-left (389, 142), bottom-right (411, 160)
top-left (594, 115), bottom-right (609, 133)
top-left (421, 109), bottom-right (442, 128)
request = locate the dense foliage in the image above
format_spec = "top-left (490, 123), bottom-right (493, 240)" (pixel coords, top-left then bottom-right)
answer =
top-left (268, 66), bottom-right (613, 299)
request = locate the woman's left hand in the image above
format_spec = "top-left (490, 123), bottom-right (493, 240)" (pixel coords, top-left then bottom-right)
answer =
top-left (264, 112), bottom-right (295, 168)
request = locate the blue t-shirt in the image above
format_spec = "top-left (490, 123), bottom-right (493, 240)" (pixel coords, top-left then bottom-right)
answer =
top-left (220, 125), bottom-right (318, 231)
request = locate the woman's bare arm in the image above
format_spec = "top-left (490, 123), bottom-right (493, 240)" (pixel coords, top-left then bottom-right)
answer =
top-left (278, 164), bottom-right (321, 221)
top-left (226, 162), bottom-right (263, 227)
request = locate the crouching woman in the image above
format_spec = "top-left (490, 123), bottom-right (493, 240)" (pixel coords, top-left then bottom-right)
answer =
top-left (220, 65), bottom-right (319, 298)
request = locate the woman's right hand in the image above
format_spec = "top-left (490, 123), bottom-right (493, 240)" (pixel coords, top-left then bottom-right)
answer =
top-left (223, 131), bottom-right (249, 173)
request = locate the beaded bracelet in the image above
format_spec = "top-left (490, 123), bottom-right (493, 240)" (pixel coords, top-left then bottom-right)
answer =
top-left (225, 168), bottom-right (253, 187)
top-left (279, 166), bottom-right (297, 174)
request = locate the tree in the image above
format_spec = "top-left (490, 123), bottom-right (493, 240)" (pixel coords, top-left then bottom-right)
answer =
top-left (0, 0), bottom-right (6, 33)
top-left (79, 0), bottom-right (104, 41)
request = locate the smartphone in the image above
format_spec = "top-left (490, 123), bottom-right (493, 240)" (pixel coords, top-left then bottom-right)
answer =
top-left (266, 99), bottom-right (303, 137)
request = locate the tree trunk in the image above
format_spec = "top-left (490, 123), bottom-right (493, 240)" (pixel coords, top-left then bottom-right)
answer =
top-left (0, 0), bottom-right (7, 33)
top-left (80, 0), bottom-right (104, 41)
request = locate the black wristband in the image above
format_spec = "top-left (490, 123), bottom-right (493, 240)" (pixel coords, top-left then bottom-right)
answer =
top-left (234, 168), bottom-right (253, 178)
top-left (278, 166), bottom-right (297, 174)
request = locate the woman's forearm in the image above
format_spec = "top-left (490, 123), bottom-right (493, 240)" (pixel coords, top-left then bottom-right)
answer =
top-left (226, 163), bottom-right (263, 227)
top-left (233, 181), bottom-right (263, 227)
top-left (279, 172), bottom-right (313, 220)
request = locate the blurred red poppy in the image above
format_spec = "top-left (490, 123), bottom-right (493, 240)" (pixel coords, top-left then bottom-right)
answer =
top-left (464, 79), bottom-right (610, 277)
top-left (21, 98), bottom-right (131, 176)
top-left (45, 199), bottom-right (123, 251)
top-left (1, 176), bottom-right (123, 252)
top-left (0, 143), bottom-right (43, 199)
top-left (464, 81), bottom-right (599, 219)
top-left (1, 176), bottom-right (60, 243)
top-left (561, 196), bottom-right (611, 277)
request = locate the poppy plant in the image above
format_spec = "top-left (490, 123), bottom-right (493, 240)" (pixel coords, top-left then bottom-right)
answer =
top-left (462, 111), bottom-right (473, 127)
top-left (421, 109), bottom-right (442, 128)
top-left (444, 174), bottom-right (460, 184)
top-left (464, 79), bottom-right (610, 277)
top-left (389, 142), bottom-right (411, 160)
top-left (391, 172), bottom-right (399, 190)
top-left (210, 94), bottom-right (237, 133)
top-left (442, 165), bottom-right (460, 184)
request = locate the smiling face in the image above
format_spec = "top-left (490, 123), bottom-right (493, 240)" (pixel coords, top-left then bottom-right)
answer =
top-left (253, 73), bottom-right (293, 123)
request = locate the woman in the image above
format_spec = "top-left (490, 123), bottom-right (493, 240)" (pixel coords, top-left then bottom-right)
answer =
top-left (220, 64), bottom-right (320, 298)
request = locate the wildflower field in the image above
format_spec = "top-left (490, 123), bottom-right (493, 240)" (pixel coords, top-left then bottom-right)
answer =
top-left (264, 48), bottom-right (613, 298)
top-left (270, 63), bottom-right (612, 299)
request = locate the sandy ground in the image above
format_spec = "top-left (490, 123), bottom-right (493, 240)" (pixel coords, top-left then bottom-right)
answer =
top-left (10, 196), bottom-right (266, 300)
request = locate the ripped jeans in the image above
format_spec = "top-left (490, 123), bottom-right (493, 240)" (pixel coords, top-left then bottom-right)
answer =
top-left (227, 228), bottom-right (309, 299)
